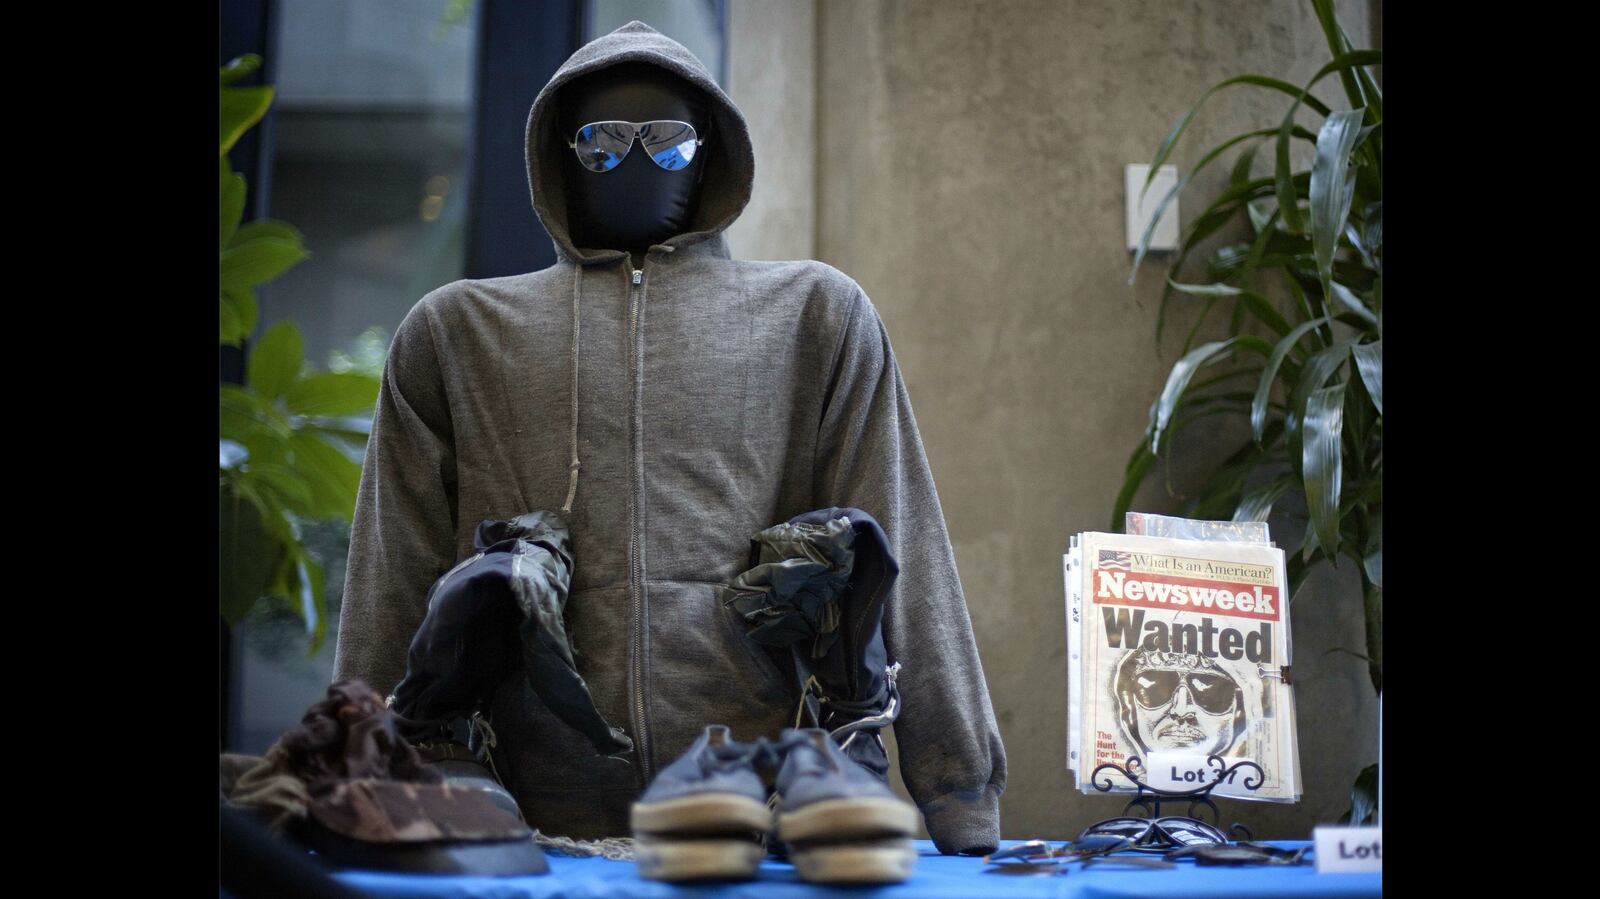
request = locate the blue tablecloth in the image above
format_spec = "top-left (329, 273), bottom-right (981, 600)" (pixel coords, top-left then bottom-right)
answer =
top-left (333, 839), bottom-right (1381, 898)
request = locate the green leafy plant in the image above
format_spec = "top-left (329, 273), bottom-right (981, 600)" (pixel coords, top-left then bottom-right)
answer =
top-left (1118, 0), bottom-right (1380, 806)
top-left (219, 54), bottom-right (380, 650)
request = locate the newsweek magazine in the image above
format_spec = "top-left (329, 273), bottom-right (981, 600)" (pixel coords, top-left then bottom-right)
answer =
top-left (1065, 529), bottom-right (1301, 802)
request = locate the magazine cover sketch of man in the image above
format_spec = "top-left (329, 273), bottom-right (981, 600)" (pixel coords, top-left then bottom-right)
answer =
top-left (1112, 648), bottom-right (1253, 759)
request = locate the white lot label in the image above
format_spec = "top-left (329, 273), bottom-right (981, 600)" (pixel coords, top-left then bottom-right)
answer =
top-left (1145, 752), bottom-right (1217, 790)
top-left (1145, 752), bottom-right (1261, 795)
top-left (1313, 826), bottom-right (1382, 873)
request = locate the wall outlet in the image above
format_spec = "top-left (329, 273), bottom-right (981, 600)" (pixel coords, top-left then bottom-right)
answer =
top-left (1125, 163), bottom-right (1180, 253)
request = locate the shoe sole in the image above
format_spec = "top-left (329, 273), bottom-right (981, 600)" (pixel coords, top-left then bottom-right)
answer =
top-left (633, 836), bottom-right (766, 881)
top-left (789, 838), bottom-right (917, 884)
top-left (630, 793), bottom-right (772, 836)
top-left (775, 796), bottom-right (919, 843)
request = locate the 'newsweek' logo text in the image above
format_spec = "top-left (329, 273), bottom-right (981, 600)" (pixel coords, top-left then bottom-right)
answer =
top-left (1094, 569), bottom-right (1278, 622)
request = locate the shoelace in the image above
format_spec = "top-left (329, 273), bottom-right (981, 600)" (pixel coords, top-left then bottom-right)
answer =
top-left (384, 701), bottom-right (514, 795)
top-left (791, 662), bottom-right (903, 738)
top-left (765, 730), bottom-right (844, 778)
top-left (696, 735), bottom-right (786, 777)
top-left (468, 711), bottom-right (508, 788)
top-left (694, 731), bottom-right (838, 782)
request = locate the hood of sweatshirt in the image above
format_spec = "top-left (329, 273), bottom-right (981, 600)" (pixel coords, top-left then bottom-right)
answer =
top-left (524, 20), bottom-right (754, 266)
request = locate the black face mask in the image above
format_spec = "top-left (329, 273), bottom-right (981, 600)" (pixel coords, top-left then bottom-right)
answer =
top-left (560, 61), bottom-right (709, 260)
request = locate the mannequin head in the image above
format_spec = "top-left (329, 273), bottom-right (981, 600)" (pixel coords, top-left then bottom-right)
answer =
top-left (559, 61), bottom-right (710, 259)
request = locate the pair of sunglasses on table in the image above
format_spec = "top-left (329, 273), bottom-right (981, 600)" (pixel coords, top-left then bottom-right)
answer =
top-left (566, 120), bottom-right (707, 172)
top-left (984, 816), bottom-right (1308, 870)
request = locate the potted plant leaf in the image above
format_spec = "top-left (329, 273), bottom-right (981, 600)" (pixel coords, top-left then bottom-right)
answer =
top-left (219, 54), bottom-right (379, 651)
top-left (1119, 0), bottom-right (1380, 822)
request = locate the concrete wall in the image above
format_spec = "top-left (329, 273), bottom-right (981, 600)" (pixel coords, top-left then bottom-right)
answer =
top-left (726, 0), bottom-right (817, 262)
top-left (732, 0), bottom-right (1379, 840)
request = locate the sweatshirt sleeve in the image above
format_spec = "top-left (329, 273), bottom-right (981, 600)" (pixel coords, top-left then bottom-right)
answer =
top-left (813, 288), bottom-right (1007, 855)
top-left (332, 300), bottom-right (460, 696)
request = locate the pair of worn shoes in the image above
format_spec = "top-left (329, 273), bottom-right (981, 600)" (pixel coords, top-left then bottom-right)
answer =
top-left (631, 725), bottom-right (919, 884)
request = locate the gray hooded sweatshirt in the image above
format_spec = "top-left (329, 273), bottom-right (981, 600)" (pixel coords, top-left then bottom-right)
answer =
top-left (333, 20), bottom-right (1006, 854)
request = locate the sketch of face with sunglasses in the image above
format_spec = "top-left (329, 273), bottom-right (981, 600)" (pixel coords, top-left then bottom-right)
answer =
top-left (1114, 650), bottom-right (1246, 757)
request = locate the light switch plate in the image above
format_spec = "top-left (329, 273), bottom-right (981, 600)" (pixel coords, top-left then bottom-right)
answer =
top-left (1126, 163), bottom-right (1180, 253)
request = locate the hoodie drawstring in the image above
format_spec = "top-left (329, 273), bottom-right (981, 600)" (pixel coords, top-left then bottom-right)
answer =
top-left (561, 263), bottom-right (583, 516)
top-left (559, 248), bottom-right (678, 517)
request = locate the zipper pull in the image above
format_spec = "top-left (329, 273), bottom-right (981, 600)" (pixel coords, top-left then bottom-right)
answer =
top-left (632, 269), bottom-right (643, 285)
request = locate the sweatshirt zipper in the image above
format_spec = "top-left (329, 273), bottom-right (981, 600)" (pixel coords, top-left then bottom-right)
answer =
top-left (627, 260), bottom-right (653, 782)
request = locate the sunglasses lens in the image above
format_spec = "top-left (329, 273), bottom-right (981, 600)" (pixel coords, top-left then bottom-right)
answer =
top-left (982, 840), bottom-right (1059, 865)
top-left (1185, 672), bottom-right (1238, 715)
top-left (573, 122), bottom-right (635, 173)
top-left (1133, 671), bottom-right (1180, 709)
top-left (639, 121), bottom-right (699, 171)
top-left (1133, 670), bottom-right (1237, 715)
top-left (1154, 817), bottom-right (1227, 847)
top-left (1067, 835), bottom-right (1134, 857)
top-left (1082, 818), bottom-right (1150, 841)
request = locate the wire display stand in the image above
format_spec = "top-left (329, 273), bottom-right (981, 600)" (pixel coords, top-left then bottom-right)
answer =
top-left (1089, 755), bottom-right (1264, 836)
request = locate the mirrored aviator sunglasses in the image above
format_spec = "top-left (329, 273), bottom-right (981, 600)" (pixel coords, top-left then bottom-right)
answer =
top-left (1079, 816), bottom-right (1229, 853)
top-left (568, 120), bottom-right (705, 173)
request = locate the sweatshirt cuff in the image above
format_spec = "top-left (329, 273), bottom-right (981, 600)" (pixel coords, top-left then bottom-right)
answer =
top-left (918, 785), bottom-right (1002, 856)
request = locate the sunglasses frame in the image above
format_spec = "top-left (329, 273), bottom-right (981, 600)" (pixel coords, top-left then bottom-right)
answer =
top-left (982, 814), bottom-right (1250, 872)
top-left (1130, 667), bottom-right (1240, 715)
top-left (566, 119), bottom-right (708, 173)
top-left (1079, 815), bottom-right (1230, 854)
top-left (981, 835), bottom-right (1137, 870)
